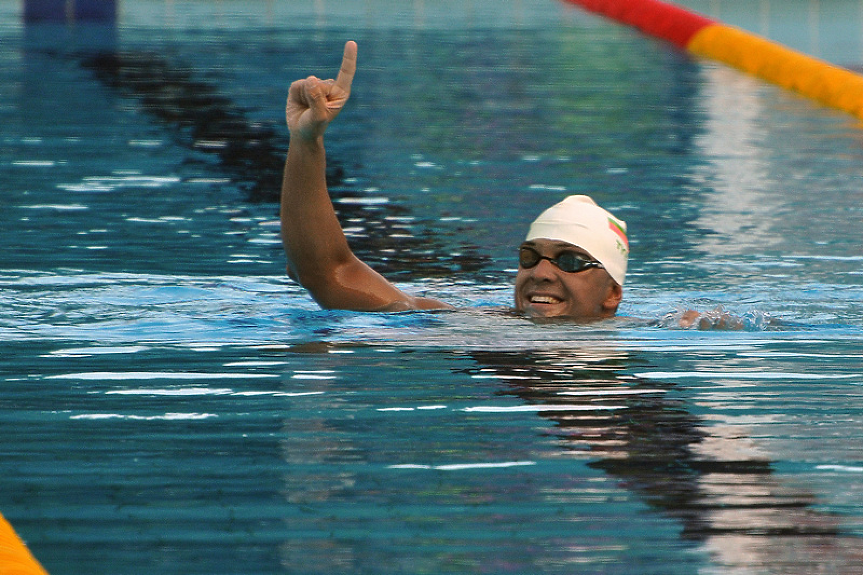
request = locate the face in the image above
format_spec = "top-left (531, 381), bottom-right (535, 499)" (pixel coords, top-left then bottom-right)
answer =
top-left (514, 239), bottom-right (622, 321)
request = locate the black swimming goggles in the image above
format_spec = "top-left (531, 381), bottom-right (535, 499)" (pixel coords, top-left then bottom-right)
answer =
top-left (518, 245), bottom-right (604, 274)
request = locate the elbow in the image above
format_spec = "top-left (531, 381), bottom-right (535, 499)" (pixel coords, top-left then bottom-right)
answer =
top-left (287, 264), bottom-right (349, 310)
top-left (288, 257), bottom-right (400, 312)
top-left (287, 266), bottom-right (330, 306)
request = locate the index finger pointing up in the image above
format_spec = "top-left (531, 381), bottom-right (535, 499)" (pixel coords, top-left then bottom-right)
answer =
top-left (334, 40), bottom-right (358, 94)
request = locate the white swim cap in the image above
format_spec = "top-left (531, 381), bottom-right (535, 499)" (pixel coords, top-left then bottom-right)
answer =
top-left (525, 195), bottom-right (629, 285)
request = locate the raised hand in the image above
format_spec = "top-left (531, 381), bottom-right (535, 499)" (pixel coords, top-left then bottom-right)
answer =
top-left (285, 41), bottom-right (357, 142)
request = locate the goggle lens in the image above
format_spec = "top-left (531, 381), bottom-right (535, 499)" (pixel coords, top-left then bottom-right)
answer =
top-left (519, 246), bottom-right (602, 274)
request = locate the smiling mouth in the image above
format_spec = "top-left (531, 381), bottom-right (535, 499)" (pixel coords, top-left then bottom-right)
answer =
top-left (529, 295), bottom-right (563, 305)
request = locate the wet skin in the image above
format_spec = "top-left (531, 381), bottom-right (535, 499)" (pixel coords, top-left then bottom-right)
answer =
top-left (514, 239), bottom-right (623, 321)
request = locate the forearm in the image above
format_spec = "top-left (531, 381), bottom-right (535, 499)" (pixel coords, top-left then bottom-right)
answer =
top-left (280, 136), bottom-right (352, 285)
top-left (279, 137), bottom-right (448, 312)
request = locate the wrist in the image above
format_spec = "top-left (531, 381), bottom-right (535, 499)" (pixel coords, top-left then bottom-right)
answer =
top-left (289, 133), bottom-right (325, 152)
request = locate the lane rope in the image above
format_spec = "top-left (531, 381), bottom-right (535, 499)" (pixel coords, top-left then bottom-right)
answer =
top-left (563, 0), bottom-right (863, 121)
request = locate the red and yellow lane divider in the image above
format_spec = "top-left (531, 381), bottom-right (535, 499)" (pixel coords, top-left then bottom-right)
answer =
top-left (563, 0), bottom-right (863, 121)
top-left (1, 513), bottom-right (49, 575)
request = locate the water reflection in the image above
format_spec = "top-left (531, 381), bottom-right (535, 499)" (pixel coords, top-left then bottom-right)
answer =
top-left (268, 340), bottom-right (863, 572)
top-left (689, 54), bottom-right (863, 281)
top-left (8, 6), bottom-right (863, 574)
top-left (465, 348), bottom-right (863, 573)
top-left (71, 48), bottom-right (490, 279)
top-left (691, 66), bottom-right (780, 256)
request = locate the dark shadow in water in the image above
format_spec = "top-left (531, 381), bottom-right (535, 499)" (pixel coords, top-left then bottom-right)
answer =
top-left (71, 49), bottom-right (490, 280)
top-left (18, 22), bottom-right (492, 280)
top-left (80, 51), bottom-right (288, 202)
top-left (464, 349), bottom-right (863, 572)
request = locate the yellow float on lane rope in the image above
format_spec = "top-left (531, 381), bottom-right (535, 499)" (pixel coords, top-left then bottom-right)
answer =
top-left (0, 513), bottom-right (49, 575)
top-left (688, 24), bottom-right (863, 120)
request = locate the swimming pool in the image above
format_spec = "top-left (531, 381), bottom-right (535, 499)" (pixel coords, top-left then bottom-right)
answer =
top-left (2, 0), bottom-right (863, 573)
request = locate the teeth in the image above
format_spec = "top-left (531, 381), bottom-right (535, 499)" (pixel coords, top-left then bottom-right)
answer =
top-left (530, 295), bottom-right (560, 304)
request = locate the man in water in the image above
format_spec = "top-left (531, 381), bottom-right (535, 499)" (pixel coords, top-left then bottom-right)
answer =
top-left (281, 40), bottom-right (627, 322)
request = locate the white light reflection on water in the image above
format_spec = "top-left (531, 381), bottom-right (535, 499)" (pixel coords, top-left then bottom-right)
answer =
top-left (638, 371), bottom-right (862, 380)
top-left (47, 373), bottom-right (278, 381)
top-left (390, 461), bottom-right (537, 470)
top-left (70, 412), bottom-right (217, 421)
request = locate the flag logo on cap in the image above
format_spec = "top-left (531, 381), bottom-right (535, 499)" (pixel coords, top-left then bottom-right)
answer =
top-left (608, 217), bottom-right (628, 251)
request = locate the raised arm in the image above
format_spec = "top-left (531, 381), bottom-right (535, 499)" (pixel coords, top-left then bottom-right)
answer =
top-left (280, 41), bottom-right (449, 312)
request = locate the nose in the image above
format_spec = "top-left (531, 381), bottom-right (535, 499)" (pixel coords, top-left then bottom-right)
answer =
top-left (527, 257), bottom-right (559, 281)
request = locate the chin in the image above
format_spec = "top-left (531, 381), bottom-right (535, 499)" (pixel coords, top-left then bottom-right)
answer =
top-left (525, 306), bottom-right (566, 319)
top-left (518, 301), bottom-right (607, 323)
top-left (520, 303), bottom-right (577, 321)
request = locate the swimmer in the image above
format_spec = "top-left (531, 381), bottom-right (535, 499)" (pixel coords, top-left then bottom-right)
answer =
top-left (280, 40), bottom-right (626, 322)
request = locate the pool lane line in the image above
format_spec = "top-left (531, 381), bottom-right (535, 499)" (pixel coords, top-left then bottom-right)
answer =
top-left (0, 512), bottom-right (50, 575)
top-left (66, 48), bottom-right (489, 276)
top-left (562, 0), bottom-right (863, 122)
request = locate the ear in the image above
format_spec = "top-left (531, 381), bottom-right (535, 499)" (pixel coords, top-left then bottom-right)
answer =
top-left (601, 281), bottom-right (623, 313)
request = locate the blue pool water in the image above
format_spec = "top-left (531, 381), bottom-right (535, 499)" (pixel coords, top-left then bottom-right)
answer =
top-left (2, 1), bottom-right (863, 573)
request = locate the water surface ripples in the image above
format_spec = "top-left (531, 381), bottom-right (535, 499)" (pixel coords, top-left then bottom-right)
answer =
top-left (2, 1), bottom-right (863, 573)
